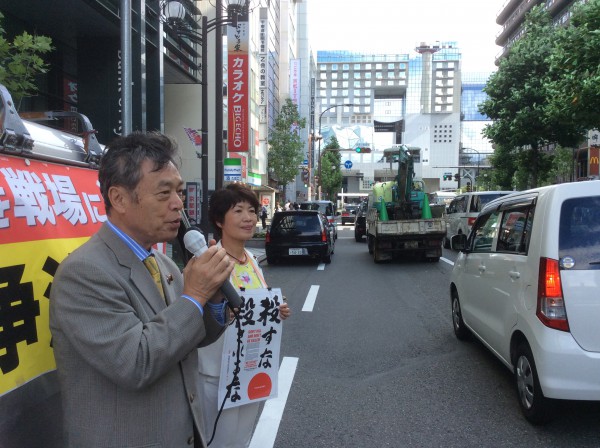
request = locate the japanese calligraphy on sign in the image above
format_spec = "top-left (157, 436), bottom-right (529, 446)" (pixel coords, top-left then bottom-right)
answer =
top-left (218, 288), bottom-right (283, 409)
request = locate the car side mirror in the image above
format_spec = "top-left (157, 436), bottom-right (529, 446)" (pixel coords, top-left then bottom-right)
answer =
top-left (451, 233), bottom-right (468, 252)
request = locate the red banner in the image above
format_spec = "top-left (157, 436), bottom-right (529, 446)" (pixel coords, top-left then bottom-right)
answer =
top-left (228, 21), bottom-right (250, 152)
top-left (0, 155), bottom-right (106, 245)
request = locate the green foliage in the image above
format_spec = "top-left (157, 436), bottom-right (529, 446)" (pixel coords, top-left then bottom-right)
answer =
top-left (268, 98), bottom-right (307, 196)
top-left (480, 6), bottom-right (582, 188)
top-left (548, 146), bottom-right (575, 183)
top-left (547, 0), bottom-right (600, 133)
top-left (320, 136), bottom-right (342, 200)
top-left (0, 12), bottom-right (53, 104)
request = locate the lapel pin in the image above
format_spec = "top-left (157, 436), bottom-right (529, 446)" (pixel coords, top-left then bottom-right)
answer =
top-left (166, 274), bottom-right (174, 284)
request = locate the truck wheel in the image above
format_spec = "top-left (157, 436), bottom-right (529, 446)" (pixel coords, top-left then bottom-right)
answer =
top-left (368, 236), bottom-right (374, 254)
top-left (322, 253), bottom-right (332, 264)
top-left (355, 234), bottom-right (362, 242)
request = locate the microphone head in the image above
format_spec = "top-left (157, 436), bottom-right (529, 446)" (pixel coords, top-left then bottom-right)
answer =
top-left (183, 228), bottom-right (207, 256)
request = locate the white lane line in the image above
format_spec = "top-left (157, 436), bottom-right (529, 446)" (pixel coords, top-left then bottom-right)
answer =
top-left (317, 263), bottom-right (325, 270)
top-left (441, 256), bottom-right (454, 266)
top-left (302, 285), bottom-right (319, 312)
top-left (249, 356), bottom-right (299, 448)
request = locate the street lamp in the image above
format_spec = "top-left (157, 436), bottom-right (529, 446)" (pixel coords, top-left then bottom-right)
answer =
top-left (317, 103), bottom-right (354, 199)
top-left (162, 0), bottom-right (248, 234)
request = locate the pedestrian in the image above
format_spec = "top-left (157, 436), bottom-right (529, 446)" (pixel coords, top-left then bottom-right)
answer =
top-left (260, 203), bottom-right (268, 229)
top-left (284, 200), bottom-right (291, 210)
top-left (49, 131), bottom-right (233, 448)
top-left (198, 183), bottom-right (291, 447)
top-left (275, 201), bottom-right (282, 212)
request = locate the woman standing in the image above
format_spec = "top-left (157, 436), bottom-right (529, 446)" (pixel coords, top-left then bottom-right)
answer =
top-left (198, 183), bottom-right (290, 447)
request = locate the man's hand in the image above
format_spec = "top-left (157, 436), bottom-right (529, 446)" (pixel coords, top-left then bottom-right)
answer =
top-left (182, 245), bottom-right (233, 306)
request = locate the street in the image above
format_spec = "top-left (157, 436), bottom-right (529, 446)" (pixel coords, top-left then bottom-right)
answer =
top-left (253, 225), bottom-right (600, 448)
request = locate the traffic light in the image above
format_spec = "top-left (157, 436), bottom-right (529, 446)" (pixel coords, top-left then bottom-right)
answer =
top-left (355, 147), bottom-right (371, 153)
top-left (454, 173), bottom-right (460, 182)
top-left (466, 181), bottom-right (472, 192)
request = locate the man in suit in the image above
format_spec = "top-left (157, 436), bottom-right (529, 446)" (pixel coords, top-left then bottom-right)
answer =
top-left (49, 132), bottom-right (233, 448)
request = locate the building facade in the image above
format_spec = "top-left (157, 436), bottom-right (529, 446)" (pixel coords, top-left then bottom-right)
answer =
top-left (315, 43), bottom-right (494, 199)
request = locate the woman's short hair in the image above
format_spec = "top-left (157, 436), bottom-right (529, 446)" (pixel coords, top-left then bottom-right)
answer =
top-left (209, 183), bottom-right (260, 238)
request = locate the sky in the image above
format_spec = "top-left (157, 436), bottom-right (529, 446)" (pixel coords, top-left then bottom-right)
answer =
top-left (308, 0), bottom-right (507, 74)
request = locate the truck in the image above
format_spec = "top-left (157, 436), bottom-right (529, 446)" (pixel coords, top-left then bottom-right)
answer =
top-left (0, 83), bottom-right (109, 447)
top-left (366, 145), bottom-right (446, 263)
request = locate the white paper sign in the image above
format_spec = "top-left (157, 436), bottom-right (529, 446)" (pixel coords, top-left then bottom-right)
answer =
top-left (218, 288), bottom-right (283, 409)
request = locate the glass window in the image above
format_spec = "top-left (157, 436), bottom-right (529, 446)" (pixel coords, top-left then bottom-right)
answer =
top-left (365, 73), bottom-right (372, 79)
top-left (343, 64), bottom-right (349, 70)
top-left (376, 63), bottom-right (382, 69)
top-left (354, 64), bottom-right (361, 70)
top-left (343, 73), bottom-right (349, 79)
top-left (342, 81), bottom-right (349, 88)
top-left (559, 196), bottom-right (600, 270)
top-left (470, 211), bottom-right (501, 253)
top-left (332, 64), bottom-right (338, 70)
top-left (376, 72), bottom-right (383, 79)
top-left (388, 63), bottom-right (395, 69)
top-left (497, 206), bottom-right (534, 254)
top-left (354, 72), bottom-right (361, 79)
top-left (332, 73), bottom-right (338, 79)
top-left (354, 81), bottom-right (361, 88)
top-left (332, 81), bottom-right (338, 88)
top-left (365, 64), bottom-right (371, 69)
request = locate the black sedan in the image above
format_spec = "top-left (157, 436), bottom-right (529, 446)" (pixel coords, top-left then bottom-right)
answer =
top-left (265, 210), bottom-right (335, 264)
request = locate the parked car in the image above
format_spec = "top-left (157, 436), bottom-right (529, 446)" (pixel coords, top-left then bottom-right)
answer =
top-left (299, 200), bottom-right (338, 239)
top-left (449, 180), bottom-right (600, 424)
top-left (444, 190), bottom-right (513, 248)
top-left (340, 204), bottom-right (358, 225)
top-left (354, 201), bottom-right (368, 242)
top-left (265, 210), bottom-right (335, 264)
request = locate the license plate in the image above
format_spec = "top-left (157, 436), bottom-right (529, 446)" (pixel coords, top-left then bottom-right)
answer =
top-left (405, 241), bottom-right (418, 249)
top-left (289, 248), bottom-right (304, 255)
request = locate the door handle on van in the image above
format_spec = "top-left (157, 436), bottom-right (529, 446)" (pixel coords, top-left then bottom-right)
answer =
top-left (509, 270), bottom-right (521, 280)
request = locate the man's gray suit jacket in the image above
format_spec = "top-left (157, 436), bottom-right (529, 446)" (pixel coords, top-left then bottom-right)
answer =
top-left (49, 223), bottom-right (223, 448)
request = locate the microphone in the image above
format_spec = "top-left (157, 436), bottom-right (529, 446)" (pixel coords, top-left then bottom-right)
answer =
top-left (183, 229), bottom-right (243, 310)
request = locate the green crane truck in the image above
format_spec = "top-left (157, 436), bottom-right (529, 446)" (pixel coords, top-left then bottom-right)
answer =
top-left (366, 145), bottom-right (446, 263)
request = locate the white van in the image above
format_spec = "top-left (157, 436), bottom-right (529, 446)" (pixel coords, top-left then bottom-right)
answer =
top-left (450, 181), bottom-right (600, 424)
top-left (444, 190), bottom-right (513, 248)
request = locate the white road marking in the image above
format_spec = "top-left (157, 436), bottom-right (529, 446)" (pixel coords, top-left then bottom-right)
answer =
top-left (317, 263), bottom-right (325, 270)
top-left (302, 285), bottom-right (319, 312)
top-left (441, 256), bottom-right (454, 266)
top-left (249, 357), bottom-right (299, 448)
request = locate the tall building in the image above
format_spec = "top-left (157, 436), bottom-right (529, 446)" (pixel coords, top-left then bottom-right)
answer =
top-left (316, 43), bottom-right (474, 196)
top-left (496, 0), bottom-right (580, 60)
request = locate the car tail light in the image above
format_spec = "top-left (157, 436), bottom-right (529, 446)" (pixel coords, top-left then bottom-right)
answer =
top-left (467, 217), bottom-right (477, 228)
top-left (321, 229), bottom-right (327, 242)
top-left (536, 257), bottom-right (569, 332)
top-left (265, 230), bottom-right (271, 243)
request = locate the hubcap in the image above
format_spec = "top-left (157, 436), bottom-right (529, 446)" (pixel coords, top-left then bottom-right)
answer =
top-left (516, 355), bottom-right (535, 409)
top-left (452, 297), bottom-right (461, 330)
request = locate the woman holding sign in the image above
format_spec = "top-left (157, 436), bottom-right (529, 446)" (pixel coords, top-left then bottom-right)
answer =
top-left (198, 183), bottom-right (290, 447)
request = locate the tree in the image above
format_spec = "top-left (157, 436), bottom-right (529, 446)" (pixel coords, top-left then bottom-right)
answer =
top-left (0, 12), bottom-right (53, 106)
top-left (268, 98), bottom-right (306, 198)
top-left (547, 0), bottom-right (600, 133)
top-left (319, 136), bottom-right (342, 200)
top-left (479, 6), bottom-right (580, 188)
top-left (548, 146), bottom-right (575, 184)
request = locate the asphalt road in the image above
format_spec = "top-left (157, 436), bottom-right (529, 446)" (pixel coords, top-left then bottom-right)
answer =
top-left (254, 225), bottom-right (600, 448)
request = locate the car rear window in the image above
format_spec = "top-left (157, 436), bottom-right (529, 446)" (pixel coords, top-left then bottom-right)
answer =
top-left (559, 196), bottom-right (600, 270)
top-left (300, 202), bottom-right (333, 216)
top-left (271, 214), bottom-right (320, 235)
